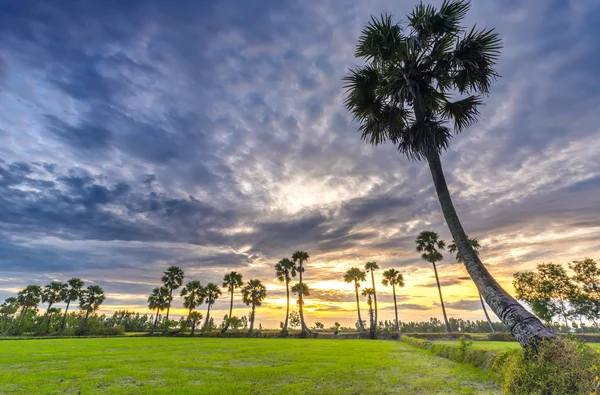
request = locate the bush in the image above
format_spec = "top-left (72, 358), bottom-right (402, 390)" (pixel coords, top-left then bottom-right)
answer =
top-left (503, 338), bottom-right (600, 395)
top-left (485, 332), bottom-right (515, 342)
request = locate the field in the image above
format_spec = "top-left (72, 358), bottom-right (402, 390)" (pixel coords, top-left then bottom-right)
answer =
top-left (0, 337), bottom-right (500, 394)
top-left (432, 340), bottom-right (600, 351)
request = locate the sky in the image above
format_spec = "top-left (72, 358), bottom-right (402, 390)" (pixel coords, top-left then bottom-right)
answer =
top-left (1, 0), bottom-right (599, 329)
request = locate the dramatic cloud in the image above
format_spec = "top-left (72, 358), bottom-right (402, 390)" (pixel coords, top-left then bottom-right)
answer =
top-left (1, 0), bottom-right (599, 327)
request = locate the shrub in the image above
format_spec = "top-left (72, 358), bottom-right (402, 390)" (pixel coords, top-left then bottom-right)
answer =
top-left (485, 332), bottom-right (515, 342)
top-left (503, 338), bottom-right (600, 395)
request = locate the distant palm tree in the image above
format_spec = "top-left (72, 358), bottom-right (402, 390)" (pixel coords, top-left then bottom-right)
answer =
top-left (364, 262), bottom-right (380, 337)
top-left (362, 287), bottom-right (375, 332)
top-left (148, 286), bottom-right (170, 334)
top-left (161, 266), bottom-right (184, 331)
top-left (241, 279), bottom-right (267, 333)
top-left (343, 0), bottom-right (554, 347)
top-left (41, 281), bottom-right (67, 327)
top-left (291, 282), bottom-right (310, 331)
top-left (292, 250), bottom-right (310, 333)
top-left (416, 231), bottom-right (450, 332)
top-left (449, 237), bottom-right (494, 332)
top-left (275, 258), bottom-right (297, 333)
top-left (188, 311), bottom-right (203, 335)
top-left (17, 285), bottom-right (42, 317)
top-left (180, 280), bottom-right (206, 332)
top-left (79, 285), bottom-right (106, 325)
top-left (61, 278), bottom-right (84, 330)
top-left (382, 269), bottom-right (405, 331)
top-left (221, 272), bottom-right (243, 333)
top-left (201, 283), bottom-right (221, 333)
top-left (343, 267), bottom-right (367, 331)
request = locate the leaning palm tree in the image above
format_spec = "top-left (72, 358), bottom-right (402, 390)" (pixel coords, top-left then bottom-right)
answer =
top-left (292, 250), bottom-right (311, 333)
top-left (449, 236), bottom-right (495, 332)
top-left (79, 285), bottom-right (106, 326)
top-left (416, 231), bottom-right (450, 332)
top-left (61, 278), bottom-right (84, 330)
top-left (201, 283), bottom-right (221, 333)
top-left (343, 0), bottom-right (554, 346)
top-left (41, 281), bottom-right (66, 327)
top-left (221, 272), bottom-right (243, 333)
top-left (275, 258), bottom-right (297, 333)
top-left (161, 266), bottom-right (184, 331)
top-left (241, 279), bottom-right (267, 333)
top-left (382, 269), bottom-right (405, 331)
top-left (364, 262), bottom-right (380, 337)
top-left (17, 285), bottom-right (42, 317)
top-left (343, 267), bottom-right (367, 331)
top-left (362, 287), bottom-right (375, 334)
top-left (148, 286), bottom-right (170, 334)
top-left (180, 280), bottom-right (206, 333)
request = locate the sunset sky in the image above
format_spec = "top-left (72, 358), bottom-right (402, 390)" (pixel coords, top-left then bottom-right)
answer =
top-left (1, 0), bottom-right (599, 329)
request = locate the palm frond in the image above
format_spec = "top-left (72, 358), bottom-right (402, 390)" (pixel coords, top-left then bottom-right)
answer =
top-left (356, 14), bottom-right (407, 64)
top-left (397, 119), bottom-right (451, 160)
top-left (409, 1), bottom-right (470, 39)
top-left (440, 95), bottom-right (482, 131)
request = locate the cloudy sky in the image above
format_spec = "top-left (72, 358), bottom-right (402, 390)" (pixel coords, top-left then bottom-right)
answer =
top-left (1, 0), bottom-right (599, 328)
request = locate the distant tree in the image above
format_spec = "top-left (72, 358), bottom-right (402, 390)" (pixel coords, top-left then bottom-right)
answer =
top-left (241, 279), bottom-right (267, 333)
top-left (289, 311), bottom-right (301, 329)
top-left (313, 321), bottom-right (325, 330)
top-left (201, 283), bottom-right (221, 333)
top-left (569, 258), bottom-right (600, 325)
top-left (343, 267), bottom-right (367, 331)
top-left (161, 266), bottom-right (185, 331)
top-left (362, 287), bottom-right (375, 335)
top-left (449, 236), bottom-right (495, 332)
top-left (241, 315), bottom-right (248, 330)
top-left (187, 311), bottom-right (203, 335)
top-left (221, 272), bottom-right (243, 333)
top-left (79, 285), bottom-right (106, 325)
top-left (343, 0), bottom-right (554, 347)
top-left (17, 285), bottom-right (42, 318)
top-left (275, 258), bottom-right (297, 334)
top-left (382, 268), bottom-right (405, 331)
top-left (291, 281), bottom-right (310, 330)
top-left (61, 278), bottom-right (84, 330)
top-left (148, 286), bottom-right (170, 334)
top-left (416, 231), bottom-right (450, 332)
top-left (41, 281), bottom-right (66, 328)
top-left (364, 262), bottom-right (380, 337)
top-left (292, 251), bottom-right (311, 333)
top-left (180, 280), bottom-right (205, 332)
top-left (228, 316), bottom-right (242, 330)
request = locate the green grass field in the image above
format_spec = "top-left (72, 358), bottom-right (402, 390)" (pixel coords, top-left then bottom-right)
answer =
top-left (0, 337), bottom-right (500, 394)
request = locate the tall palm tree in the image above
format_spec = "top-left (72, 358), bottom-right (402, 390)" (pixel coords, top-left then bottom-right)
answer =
top-left (161, 266), bottom-right (184, 331)
top-left (416, 231), bottom-right (450, 332)
top-left (292, 250), bottom-right (310, 333)
top-left (79, 285), bottom-right (106, 325)
top-left (364, 261), bottom-right (380, 337)
top-left (41, 281), bottom-right (67, 327)
top-left (201, 283), bottom-right (221, 333)
top-left (275, 258), bottom-right (297, 333)
top-left (382, 269), bottom-right (405, 331)
top-left (362, 287), bottom-right (375, 334)
top-left (17, 285), bottom-right (42, 317)
top-left (221, 272), bottom-right (243, 333)
top-left (241, 279), bottom-right (267, 333)
top-left (449, 236), bottom-right (495, 332)
top-left (343, 0), bottom-right (554, 346)
top-left (61, 278), bottom-right (84, 330)
top-left (343, 267), bottom-right (367, 331)
top-left (148, 286), bottom-right (170, 334)
top-left (180, 280), bottom-right (206, 332)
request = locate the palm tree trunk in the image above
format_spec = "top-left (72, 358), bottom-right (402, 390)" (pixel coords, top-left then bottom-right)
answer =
top-left (249, 305), bottom-right (255, 333)
top-left (298, 266), bottom-right (310, 333)
top-left (355, 284), bottom-right (365, 331)
top-left (151, 310), bottom-right (159, 334)
top-left (282, 278), bottom-right (290, 333)
top-left (163, 288), bottom-right (173, 332)
top-left (45, 302), bottom-right (53, 326)
top-left (370, 272), bottom-right (378, 327)
top-left (191, 320), bottom-right (196, 335)
top-left (61, 300), bottom-right (71, 330)
top-left (201, 304), bottom-right (211, 334)
top-left (222, 288), bottom-right (234, 333)
top-left (392, 285), bottom-right (400, 332)
top-left (425, 150), bottom-right (556, 347)
top-left (432, 261), bottom-right (451, 333)
top-left (479, 293), bottom-right (495, 332)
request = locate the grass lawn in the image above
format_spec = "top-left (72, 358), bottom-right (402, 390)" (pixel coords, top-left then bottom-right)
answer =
top-left (0, 337), bottom-right (499, 394)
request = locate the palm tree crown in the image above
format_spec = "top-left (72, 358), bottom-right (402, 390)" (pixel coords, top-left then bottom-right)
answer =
top-left (448, 236), bottom-right (480, 263)
top-left (292, 251), bottom-right (309, 271)
top-left (275, 258), bottom-right (297, 283)
top-left (63, 278), bottom-right (84, 303)
top-left (148, 286), bottom-right (170, 311)
top-left (42, 281), bottom-right (66, 306)
top-left (161, 266), bottom-right (185, 291)
top-left (222, 272), bottom-right (243, 292)
top-left (344, 267), bottom-right (367, 287)
top-left (79, 285), bottom-right (106, 316)
top-left (382, 269), bottom-right (404, 287)
top-left (17, 285), bottom-right (42, 311)
top-left (204, 283), bottom-right (222, 306)
top-left (343, 0), bottom-right (501, 160)
top-left (180, 281), bottom-right (205, 311)
top-left (416, 230), bottom-right (445, 262)
top-left (291, 282), bottom-right (310, 304)
top-left (241, 279), bottom-right (267, 308)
